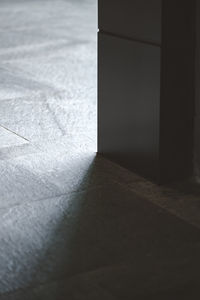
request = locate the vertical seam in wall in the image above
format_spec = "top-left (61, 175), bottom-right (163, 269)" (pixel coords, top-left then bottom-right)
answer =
top-left (158, 0), bottom-right (164, 183)
top-left (194, 0), bottom-right (199, 177)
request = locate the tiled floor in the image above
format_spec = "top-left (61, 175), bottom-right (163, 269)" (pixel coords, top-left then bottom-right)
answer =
top-left (1, 0), bottom-right (200, 299)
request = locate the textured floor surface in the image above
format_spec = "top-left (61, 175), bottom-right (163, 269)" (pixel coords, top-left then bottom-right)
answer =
top-left (1, 0), bottom-right (200, 299)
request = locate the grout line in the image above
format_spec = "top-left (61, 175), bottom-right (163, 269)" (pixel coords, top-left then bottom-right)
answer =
top-left (0, 124), bottom-right (30, 142)
top-left (0, 183), bottom-right (113, 213)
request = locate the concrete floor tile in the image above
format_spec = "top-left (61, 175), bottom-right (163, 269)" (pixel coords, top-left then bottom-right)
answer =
top-left (0, 143), bottom-right (40, 161)
top-left (0, 95), bottom-right (64, 141)
top-left (0, 184), bottom-right (200, 296)
top-left (7, 152), bottom-right (111, 197)
top-left (0, 151), bottom-right (118, 209)
top-left (0, 159), bottom-right (59, 209)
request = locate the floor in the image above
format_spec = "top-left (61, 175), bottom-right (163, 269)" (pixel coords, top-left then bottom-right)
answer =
top-left (1, 0), bottom-right (200, 299)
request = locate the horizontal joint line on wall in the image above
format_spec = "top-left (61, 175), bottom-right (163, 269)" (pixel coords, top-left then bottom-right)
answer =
top-left (98, 30), bottom-right (161, 48)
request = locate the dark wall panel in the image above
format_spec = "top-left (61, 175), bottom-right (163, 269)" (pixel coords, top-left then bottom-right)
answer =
top-left (98, 0), bottom-right (195, 183)
top-left (98, 33), bottom-right (161, 180)
top-left (98, 0), bottom-right (162, 44)
top-left (159, 0), bottom-right (195, 182)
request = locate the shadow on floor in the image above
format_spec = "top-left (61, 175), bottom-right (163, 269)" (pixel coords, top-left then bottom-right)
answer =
top-left (9, 155), bottom-right (199, 299)
top-left (1, 155), bottom-right (200, 300)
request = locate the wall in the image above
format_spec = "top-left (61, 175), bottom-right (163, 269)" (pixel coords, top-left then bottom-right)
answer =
top-left (195, 0), bottom-right (200, 178)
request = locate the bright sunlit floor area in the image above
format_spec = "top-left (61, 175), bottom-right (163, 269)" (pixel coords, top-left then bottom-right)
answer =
top-left (1, 0), bottom-right (200, 299)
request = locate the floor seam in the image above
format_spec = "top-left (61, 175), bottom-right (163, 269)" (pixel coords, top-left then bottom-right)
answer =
top-left (0, 124), bottom-right (29, 142)
top-left (0, 182), bottom-right (114, 212)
